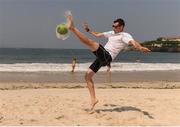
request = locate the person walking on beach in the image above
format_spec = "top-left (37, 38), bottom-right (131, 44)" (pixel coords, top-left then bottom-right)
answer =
top-left (65, 12), bottom-right (150, 111)
top-left (71, 57), bottom-right (77, 72)
top-left (106, 63), bottom-right (111, 72)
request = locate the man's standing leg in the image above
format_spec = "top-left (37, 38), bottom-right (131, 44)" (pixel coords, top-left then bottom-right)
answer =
top-left (85, 69), bottom-right (99, 110)
top-left (66, 13), bottom-right (99, 110)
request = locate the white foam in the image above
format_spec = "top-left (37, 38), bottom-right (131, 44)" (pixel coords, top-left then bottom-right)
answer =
top-left (0, 62), bottom-right (180, 72)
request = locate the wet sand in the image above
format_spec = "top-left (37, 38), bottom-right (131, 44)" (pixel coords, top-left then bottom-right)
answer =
top-left (0, 70), bottom-right (180, 83)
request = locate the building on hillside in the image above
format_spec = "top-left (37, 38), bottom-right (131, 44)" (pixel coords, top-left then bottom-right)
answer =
top-left (142, 36), bottom-right (180, 52)
top-left (158, 36), bottom-right (180, 41)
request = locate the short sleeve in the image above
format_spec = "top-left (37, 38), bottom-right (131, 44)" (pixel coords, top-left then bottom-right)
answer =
top-left (103, 31), bottom-right (114, 38)
top-left (122, 33), bottom-right (134, 44)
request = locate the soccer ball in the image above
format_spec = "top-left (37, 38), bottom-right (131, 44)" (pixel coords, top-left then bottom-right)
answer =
top-left (56, 23), bottom-right (69, 40)
top-left (57, 23), bottom-right (68, 35)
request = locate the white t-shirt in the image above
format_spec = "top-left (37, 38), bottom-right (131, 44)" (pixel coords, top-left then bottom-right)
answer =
top-left (103, 31), bottom-right (134, 60)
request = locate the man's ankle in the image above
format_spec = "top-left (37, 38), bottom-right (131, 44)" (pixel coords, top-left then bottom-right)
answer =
top-left (70, 27), bottom-right (76, 32)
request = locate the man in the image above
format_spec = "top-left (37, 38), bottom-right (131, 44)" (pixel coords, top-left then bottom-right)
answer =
top-left (71, 57), bottom-right (77, 72)
top-left (66, 12), bottom-right (150, 111)
top-left (106, 63), bottom-right (111, 72)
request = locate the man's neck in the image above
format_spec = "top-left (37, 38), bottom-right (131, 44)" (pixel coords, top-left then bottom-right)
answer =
top-left (115, 30), bottom-right (123, 34)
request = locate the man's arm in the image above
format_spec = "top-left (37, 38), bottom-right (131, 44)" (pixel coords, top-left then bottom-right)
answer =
top-left (89, 31), bottom-right (104, 38)
top-left (129, 40), bottom-right (151, 53)
top-left (83, 22), bottom-right (104, 38)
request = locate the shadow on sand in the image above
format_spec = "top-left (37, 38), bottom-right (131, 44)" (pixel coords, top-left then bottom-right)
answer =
top-left (94, 104), bottom-right (154, 119)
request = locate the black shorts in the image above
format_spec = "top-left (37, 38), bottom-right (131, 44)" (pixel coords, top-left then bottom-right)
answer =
top-left (89, 44), bottom-right (112, 73)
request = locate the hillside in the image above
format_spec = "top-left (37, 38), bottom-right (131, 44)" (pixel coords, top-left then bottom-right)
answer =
top-left (141, 39), bottom-right (180, 52)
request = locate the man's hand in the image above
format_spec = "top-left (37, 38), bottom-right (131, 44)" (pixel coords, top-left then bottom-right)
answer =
top-left (82, 22), bottom-right (104, 38)
top-left (140, 47), bottom-right (151, 53)
top-left (129, 40), bottom-right (151, 53)
top-left (83, 22), bottom-right (90, 32)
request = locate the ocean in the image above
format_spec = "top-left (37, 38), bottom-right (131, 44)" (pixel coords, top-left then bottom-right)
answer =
top-left (0, 48), bottom-right (180, 72)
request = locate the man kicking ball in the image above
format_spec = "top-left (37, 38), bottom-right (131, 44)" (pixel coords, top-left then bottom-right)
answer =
top-left (66, 12), bottom-right (150, 111)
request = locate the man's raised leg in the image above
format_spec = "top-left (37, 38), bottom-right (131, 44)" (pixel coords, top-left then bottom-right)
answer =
top-left (66, 13), bottom-right (99, 52)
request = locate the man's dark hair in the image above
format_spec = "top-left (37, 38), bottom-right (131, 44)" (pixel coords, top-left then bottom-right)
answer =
top-left (114, 18), bottom-right (125, 27)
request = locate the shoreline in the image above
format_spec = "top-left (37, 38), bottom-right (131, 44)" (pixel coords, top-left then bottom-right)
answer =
top-left (0, 70), bottom-right (180, 83)
top-left (1, 81), bottom-right (180, 90)
top-left (0, 70), bottom-right (180, 90)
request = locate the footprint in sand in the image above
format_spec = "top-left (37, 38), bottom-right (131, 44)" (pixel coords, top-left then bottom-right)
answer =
top-left (103, 104), bottom-right (117, 107)
top-left (55, 115), bottom-right (64, 120)
top-left (19, 119), bottom-right (24, 125)
top-left (0, 116), bottom-right (4, 122)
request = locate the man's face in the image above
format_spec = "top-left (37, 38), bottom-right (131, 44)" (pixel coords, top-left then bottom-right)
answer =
top-left (112, 22), bottom-right (123, 33)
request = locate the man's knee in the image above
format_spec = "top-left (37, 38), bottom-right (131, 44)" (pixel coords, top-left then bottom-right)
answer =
top-left (85, 72), bottom-right (91, 81)
top-left (90, 41), bottom-right (99, 51)
top-left (85, 71), bottom-right (94, 81)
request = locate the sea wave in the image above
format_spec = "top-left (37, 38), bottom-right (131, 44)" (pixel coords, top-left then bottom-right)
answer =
top-left (0, 62), bottom-right (180, 72)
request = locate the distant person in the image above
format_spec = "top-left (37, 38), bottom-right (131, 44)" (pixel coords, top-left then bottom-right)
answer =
top-left (107, 63), bottom-right (111, 72)
top-left (135, 57), bottom-right (141, 62)
top-left (65, 12), bottom-right (150, 111)
top-left (71, 57), bottom-right (77, 72)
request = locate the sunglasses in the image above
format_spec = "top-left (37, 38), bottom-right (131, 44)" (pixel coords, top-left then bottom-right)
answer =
top-left (112, 25), bottom-right (120, 28)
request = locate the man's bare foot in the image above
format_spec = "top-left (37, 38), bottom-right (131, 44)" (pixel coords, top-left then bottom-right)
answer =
top-left (65, 11), bottom-right (75, 30)
top-left (90, 99), bottom-right (99, 111)
top-left (88, 109), bottom-right (95, 114)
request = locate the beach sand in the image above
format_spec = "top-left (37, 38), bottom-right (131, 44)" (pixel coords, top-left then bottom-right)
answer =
top-left (0, 71), bottom-right (180, 125)
top-left (1, 82), bottom-right (180, 126)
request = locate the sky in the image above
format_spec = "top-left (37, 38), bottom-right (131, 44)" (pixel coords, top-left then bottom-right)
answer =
top-left (0, 0), bottom-right (180, 49)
